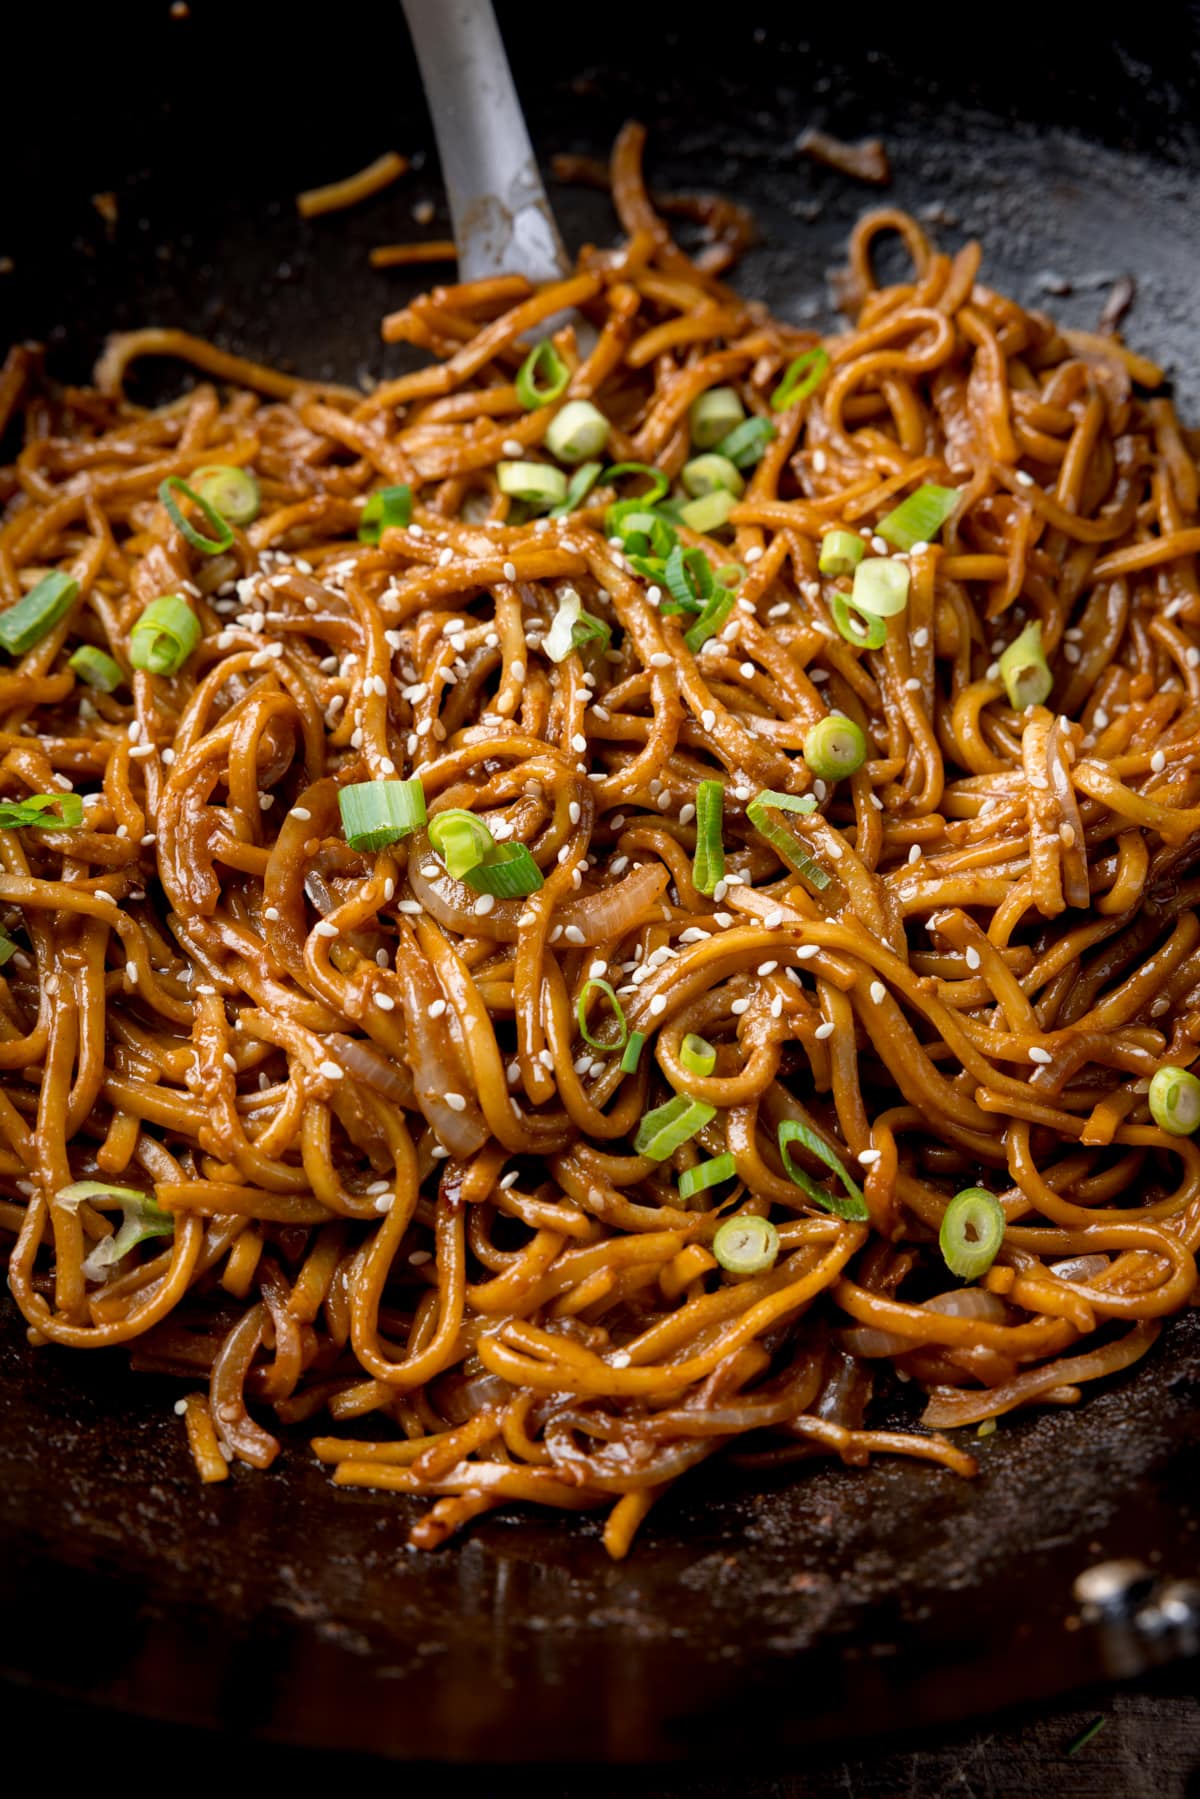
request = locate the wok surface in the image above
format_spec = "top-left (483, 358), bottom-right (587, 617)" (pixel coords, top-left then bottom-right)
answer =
top-left (2, 1), bottom-right (1199, 1761)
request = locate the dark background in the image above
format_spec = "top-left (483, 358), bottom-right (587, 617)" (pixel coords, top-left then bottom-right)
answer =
top-left (3, 2), bottom-right (1200, 1790)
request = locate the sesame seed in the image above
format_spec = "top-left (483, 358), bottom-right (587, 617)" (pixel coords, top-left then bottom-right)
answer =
top-left (428, 999), bottom-right (447, 1019)
top-left (318, 1059), bottom-right (343, 1080)
top-left (904, 677), bottom-right (921, 693)
top-left (763, 907), bottom-right (784, 929)
top-left (745, 546), bottom-right (763, 564)
top-left (503, 561), bottom-right (517, 582)
top-left (739, 661), bottom-right (756, 679)
top-left (912, 627), bottom-right (929, 649)
top-left (757, 960), bottom-right (778, 975)
top-left (908, 843), bottom-right (922, 864)
top-left (374, 993), bottom-right (396, 1011)
top-left (649, 652), bottom-right (672, 669)
top-left (263, 906), bottom-right (280, 922)
top-left (965, 946), bottom-right (981, 970)
top-left (1029, 1046), bottom-right (1053, 1065)
top-left (730, 997), bottom-right (750, 1015)
top-left (292, 807), bottom-right (311, 821)
top-left (766, 601), bottom-right (789, 619)
top-left (649, 995), bottom-right (666, 1016)
top-left (701, 709), bottom-right (716, 731)
top-left (796, 944), bottom-right (819, 960)
top-left (1151, 749), bottom-right (1166, 773)
top-left (712, 878), bottom-right (728, 901)
top-left (1015, 469), bottom-right (1035, 487)
top-left (314, 920), bottom-right (338, 938)
top-left (444, 1092), bottom-right (466, 1111)
top-left (564, 925), bottom-right (585, 944)
top-left (474, 893), bottom-right (496, 915)
top-left (814, 1021), bottom-right (834, 1039)
top-left (572, 733), bottom-right (587, 753)
top-left (869, 981), bottom-right (886, 1004)
top-left (1187, 648), bottom-right (1200, 670)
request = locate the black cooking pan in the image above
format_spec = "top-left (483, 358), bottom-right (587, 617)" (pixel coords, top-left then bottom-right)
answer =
top-left (2, 0), bottom-right (1200, 1763)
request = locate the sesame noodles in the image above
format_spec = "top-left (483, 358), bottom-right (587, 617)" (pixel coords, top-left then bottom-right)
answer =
top-left (2, 122), bottom-right (1199, 1558)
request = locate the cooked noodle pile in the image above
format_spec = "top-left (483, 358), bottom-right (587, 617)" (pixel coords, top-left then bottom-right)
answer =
top-left (2, 125), bottom-right (1199, 1558)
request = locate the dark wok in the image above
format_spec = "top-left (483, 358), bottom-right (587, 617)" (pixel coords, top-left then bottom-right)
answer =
top-left (2, 0), bottom-right (1199, 1763)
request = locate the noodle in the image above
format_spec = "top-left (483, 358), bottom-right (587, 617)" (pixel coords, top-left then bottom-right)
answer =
top-left (296, 151), bottom-right (408, 219)
top-left (1, 124), bottom-right (1198, 1557)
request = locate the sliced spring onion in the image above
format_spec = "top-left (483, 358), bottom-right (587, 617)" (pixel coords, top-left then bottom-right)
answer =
top-left (681, 453), bottom-right (744, 499)
top-left (818, 530), bottom-right (866, 577)
top-left (515, 339), bottom-right (569, 409)
top-left (999, 619), bottom-right (1052, 711)
top-left (158, 475), bottom-right (235, 554)
top-left (602, 463), bottom-right (670, 506)
top-left (714, 414), bottom-right (776, 470)
top-left (939, 1186), bottom-right (1006, 1280)
top-left (679, 1152), bottom-right (736, 1200)
top-left (576, 978), bottom-right (628, 1051)
top-left (544, 588), bottom-right (583, 662)
top-left (1148, 1065), bottom-right (1200, 1136)
top-left (338, 778), bottom-right (427, 851)
top-left (0, 931), bottom-right (18, 965)
top-left (128, 594), bottom-right (201, 675)
top-left (462, 842), bottom-right (544, 896)
top-left (803, 714), bottom-right (867, 781)
top-left (68, 644), bottom-right (122, 691)
top-left (664, 544), bottom-right (713, 614)
top-left (545, 587), bottom-right (610, 659)
top-left (851, 556), bottom-right (910, 618)
top-left (57, 1178), bottom-right (151, 1209)
top-left (572, 610), bottom-right (611, 652)
top-left (497, 460), bottom-right (567, 511)
top-left (714, 562), bottom-right (745, 589)
top-left (692, 780), bottom-right (725, 896)
top-left (634, 1092), bottom-right (717, 1161)
top-left (771, 346), bottom-right (830, 411)
top-left (0, 792), bottom-right (84, 831)
top-left (689, 386), bottom-right (745, 449)
top-left (683, 586), bottom-right (736, 652)
top-left (679, 488), bottom-right (737, 534)
top-left (620, 1030), bottom-right (647, 1075)
top-left (545, 399), bottom-right (609, 463)
top-left (57, 1180), bottom-right (175, 1282)
top-left (429, 808), bottom-right (495, 878)
top-left (190, 463), bottom-right (260, 527)
top-left (746, 789), bottom-right (830, 890)
top-left (777, 1119), bottom-right (868, 1221)
top-left (680, 1033), bottom-right (717, 1077)
top-left (830, 591), bottom-right (888, 649)
top-left (358, 483), bottom-right (413, 543)
top-left (82, 1210), bottom-right (175, 1282)
top-left (0, 571), bottom-right (80, 655)
top-left (877, 482), bottom-right (959, 552)
top-left (713, 1213), bottom-right (779, 1274)
top-left (550, 460), bottom-right (604, 517)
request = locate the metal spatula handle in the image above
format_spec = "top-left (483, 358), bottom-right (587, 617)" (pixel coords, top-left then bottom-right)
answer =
top-left (401, 0), bottom-right (569, 286)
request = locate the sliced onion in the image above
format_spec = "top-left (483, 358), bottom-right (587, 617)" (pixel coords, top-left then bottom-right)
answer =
top-left (392, 934), bottom-right (488, 1156)
top-left (409, 853), bottom-right (668, 947)
top-left (435, 1368), bottom-right (512, 1424)
top-left (324, 1032), bottom-right (413, 1104)
top-left (1049, 1254), bottom-right (1110, 1284)
top-left (1047, 713), bottom-right (1090, 908)
top-left (813, 1346), bottom-right (873, 1426)
top-left (840, 1325), bottom-right (911, 1359)
top-left (923, 1288), bottom-right (1009, 1322)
